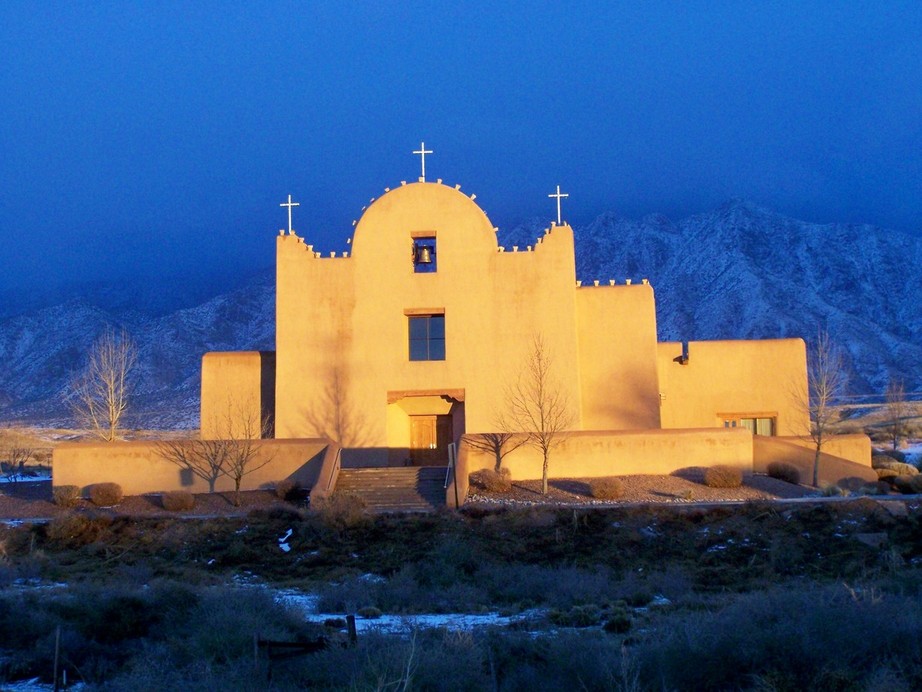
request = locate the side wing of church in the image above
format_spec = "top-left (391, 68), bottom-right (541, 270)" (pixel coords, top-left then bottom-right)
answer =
top-left (201, 180), bottom-right (811, 468)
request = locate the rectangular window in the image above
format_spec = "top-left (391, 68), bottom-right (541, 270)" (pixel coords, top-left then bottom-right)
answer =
top-left (721, 415), bottom-right (775, 436)
top-left (412, 236), bottom-right (437, 273)
top-left (408, 314), bottom-right (445, 361)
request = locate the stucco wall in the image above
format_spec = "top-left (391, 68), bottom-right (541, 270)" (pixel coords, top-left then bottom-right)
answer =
top-left (753, 435), bottom-right (875, 488)
top-left (576, 284), bottom-right (661, 430)
top-left (657, 339), bottom-right (808, 436)
top-left (201, 351), bottom-right (275, 439)
top-left (770, 434), bottom-right (871, 467)
top-left (53, 439), bottom-right (334, 496)
top-left (460, 427), bottom-right (753, 481)
top-left (274, 182), bottom-right (583, 452)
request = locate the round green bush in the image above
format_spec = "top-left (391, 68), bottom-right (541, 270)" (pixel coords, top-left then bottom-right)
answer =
top-left (162, 490), bottom-right (195, 512)
top-left (766, 462), bottom-right (801, 485)
top-left (588, 477), bottom-right (624, 500)
top-left (89, 482), bottom-right (123, 507)
top-left (703, 465), bottom-right (743, 489)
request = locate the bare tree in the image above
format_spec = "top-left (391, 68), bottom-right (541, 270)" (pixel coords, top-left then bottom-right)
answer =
top-left (807, 330), bottom-right (848, 487)
top-left (160, 397), bottom-right (273, 505)
top-left (224, 399), bottom-right (273, 506)
top-left (68, 327), bottom-right (138, 441)
top-left (884, 378), bottom-right (909, 452)
top-left (507, 335), bottom-right (575, 495)
top-left (158, 437), bottom-right (231, 494)
top-left (1, 433), bottom-right (34, 483)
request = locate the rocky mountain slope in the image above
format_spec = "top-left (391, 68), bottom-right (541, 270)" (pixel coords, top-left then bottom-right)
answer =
top-left (1, 201), bottom-right (919, 428)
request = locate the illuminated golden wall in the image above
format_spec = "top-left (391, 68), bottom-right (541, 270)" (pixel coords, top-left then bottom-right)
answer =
top-left (199, 180), bottom-right (819, 473)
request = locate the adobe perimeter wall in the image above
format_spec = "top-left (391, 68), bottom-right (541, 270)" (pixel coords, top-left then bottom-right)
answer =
top-left (53, 439), bottom-right (334, 496)
top-left (753, 435), bottom-right (875, 488)
top-left (459, 427), bottom-right (753, 481)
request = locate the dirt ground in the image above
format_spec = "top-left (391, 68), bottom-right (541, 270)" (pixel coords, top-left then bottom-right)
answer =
top-left (467, 471), bottom-right (816, 508)
top-left (0, 480), bottom-right (293, 520)
top-left (0, 469), bottom-right (817, 521)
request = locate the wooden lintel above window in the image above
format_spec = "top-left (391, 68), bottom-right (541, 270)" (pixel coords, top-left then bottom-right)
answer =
top-left (404, 307), bottom-right (446, 316)
top-left (387, 389), bottom-right (465, 404)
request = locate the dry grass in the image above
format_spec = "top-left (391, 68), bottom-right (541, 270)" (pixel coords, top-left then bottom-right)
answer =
top-left (89, 482), bottom-right (124, 507)
top-left (766, 461), bottom-right (801, 485)
top-left (588, 477), bottom-right (624, 500)
top-left (703, 465), bottom-right (743, 489)
top-left (162, 490), bottom-right (195, 511)
top-left (469, 469), bottom-right (513, 493)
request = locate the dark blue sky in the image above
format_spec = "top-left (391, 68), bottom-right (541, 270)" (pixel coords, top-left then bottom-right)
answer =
top-left (2, 2), bottom-right (920, 304)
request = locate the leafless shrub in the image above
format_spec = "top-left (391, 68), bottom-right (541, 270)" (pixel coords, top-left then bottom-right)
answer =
top-left (875, 460), bottom-right (918, 476)
top-left (469, 469), bottom-right (512, 493)
top-left (275, 479), bottom-right (299, 501)
top-left (766, 462), bottom-right (801, 485)
top-left (588, 477), bottom-right (624, 500)
top-left (875, 468), bottom-right (898, 482)
top-left (52, 485), bottom-right (81, 508)
top-left (314, 493), bottom-right (370, 531)
top-left (703, 465), bottom-right (742, 488)
top-left (162, 490), bottom-right (195, 512)
top-left (89, 482), bottom-right (123, 506)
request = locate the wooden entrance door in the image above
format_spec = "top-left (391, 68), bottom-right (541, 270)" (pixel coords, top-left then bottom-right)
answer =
top-left (409, 415), bottom-right (453, 465)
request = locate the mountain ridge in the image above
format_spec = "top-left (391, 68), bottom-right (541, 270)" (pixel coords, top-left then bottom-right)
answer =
top-left (2, 200), bottom-right (919, 428)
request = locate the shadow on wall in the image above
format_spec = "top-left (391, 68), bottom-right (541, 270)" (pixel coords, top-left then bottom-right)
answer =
top-left (297, 364), bottom-right (375, 465)
top-left (52, 439), bottom-right (335, 496)
top-left (597, 374), bottom-right (661, 430)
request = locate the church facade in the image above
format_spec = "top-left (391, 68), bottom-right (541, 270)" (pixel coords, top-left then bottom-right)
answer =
top-left (201, 178), bottom-right (810, 468)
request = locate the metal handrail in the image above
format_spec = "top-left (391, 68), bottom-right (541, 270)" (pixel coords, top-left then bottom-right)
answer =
top-left (444, 442), bottom-right (456, 489)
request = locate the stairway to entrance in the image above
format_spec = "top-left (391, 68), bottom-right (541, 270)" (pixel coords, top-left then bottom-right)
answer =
top-left (334, 467), bottom-right (448, 512)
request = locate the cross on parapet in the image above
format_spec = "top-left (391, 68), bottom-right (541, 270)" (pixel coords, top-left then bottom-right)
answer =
top-left (413, 141), bottom-right (433, 181)
top-left (548, 184), bottom-right (569, 225)
top-left (280, 194), bottom-right (300, 235)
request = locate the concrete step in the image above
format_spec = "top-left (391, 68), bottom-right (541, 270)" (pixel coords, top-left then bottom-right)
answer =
top-left (334, 467), bottom-right (448, 513)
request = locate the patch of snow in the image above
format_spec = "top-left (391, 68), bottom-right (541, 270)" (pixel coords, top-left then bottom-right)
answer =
top-left (0, 678), bottom-right (86, 691)
top-left (903, 442), bottom-right (922, 467)
top-left (0, 471), bottom-right (51, 484)
top-left (273, 589), bottom-right (541, 633)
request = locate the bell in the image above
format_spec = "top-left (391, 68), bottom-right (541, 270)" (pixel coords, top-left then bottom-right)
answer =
top-left (416, 246), bottom-right (432, 264)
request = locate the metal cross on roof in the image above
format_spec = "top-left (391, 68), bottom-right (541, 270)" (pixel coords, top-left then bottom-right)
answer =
top-left (280, 194), bottom-right (300, 234)
top-left (548, 184), bottom-right (569, 225)
top-left (413, 141), bottom-right (433, 181)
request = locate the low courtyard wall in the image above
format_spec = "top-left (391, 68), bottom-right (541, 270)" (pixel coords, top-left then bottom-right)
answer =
top-left (753, 435), bottom-right (876, 488)
top-left (53, 439), bottom-right (337, 497)
top-left (458, 427), bottom-right (754, 487)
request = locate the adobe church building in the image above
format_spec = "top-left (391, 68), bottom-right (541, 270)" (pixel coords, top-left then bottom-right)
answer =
top-left (197, 172), bottom-right (872, 496)
top-left (54, 162), bottom-right (874, 505)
